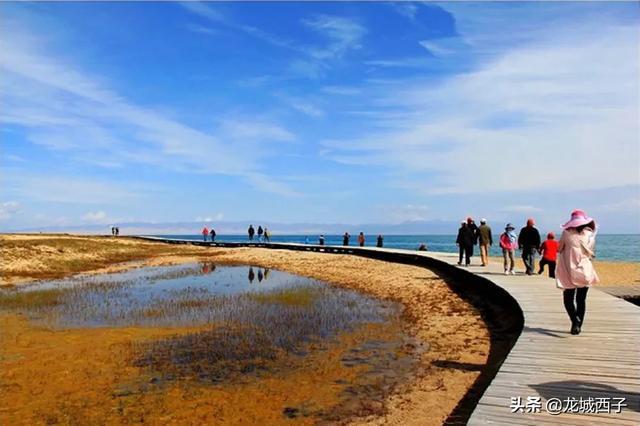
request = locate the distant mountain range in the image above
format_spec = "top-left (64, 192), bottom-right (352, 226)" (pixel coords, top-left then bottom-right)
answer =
top-left (10, 219), bottom-right (463, 236)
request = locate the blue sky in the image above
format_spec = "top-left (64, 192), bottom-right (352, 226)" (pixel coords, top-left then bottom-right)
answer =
top-left (1, 1), bottom-right (639, 233)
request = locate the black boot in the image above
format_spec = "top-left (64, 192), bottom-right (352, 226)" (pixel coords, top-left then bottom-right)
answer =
top-left (570, 318), bottom-right (582, 335)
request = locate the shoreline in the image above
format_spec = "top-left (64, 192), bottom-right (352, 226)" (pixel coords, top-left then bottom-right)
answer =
top-left (2, 234), bottom-right (637, 288)
top-left (1, 235), bottom-right (491, 424)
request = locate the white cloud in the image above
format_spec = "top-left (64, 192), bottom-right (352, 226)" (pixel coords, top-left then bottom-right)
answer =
top-left (321, 23), bottom-right (639, 195)
top-left (385, 204), bottom-right (431, 222)
top-left (419, 40), bottom-right (454, 56)
top-left (82, 211), bottom-right (108, 223)
top-left (364, 58), bottom-right (429, 68)
top-left (277, 94), bottom-right (325, 118)
top-left (186, 23), bottom-right (217, 36)
top-left (302, 15), bottom-right (366, 60)
top-left (391, 3), bottom-right (419, 21)
top-left (0, 27), bottom-right (297, 196)
top-left (196, 213), bottom-right (224, 222)
top-left (4, 172), bottom-right (145, 204)
top-left (599, 198), bottom-right (640, 212)
top-left (321, 85), bottom-right (361, 95)
top-left (0, 201), bottom-right (20, 221)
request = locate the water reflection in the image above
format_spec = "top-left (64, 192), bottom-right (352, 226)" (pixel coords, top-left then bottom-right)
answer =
top-left (0, 262), bottom-right (421, 422)
top-left (0, 263), bottom-right (399, 330)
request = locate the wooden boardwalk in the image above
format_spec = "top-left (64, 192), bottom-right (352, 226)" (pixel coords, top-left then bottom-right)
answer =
top-left (134, 237), bottom-right (640, 424)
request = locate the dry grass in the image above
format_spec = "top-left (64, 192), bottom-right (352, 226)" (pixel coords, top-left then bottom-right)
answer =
top-left (0, 234), bottom-right (208, 285)
top-left (0, 288), bottom-right (64, 309)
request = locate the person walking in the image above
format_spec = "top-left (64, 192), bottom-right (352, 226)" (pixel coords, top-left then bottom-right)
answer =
top-left (467, 217), bottom-right (479, 246)
top-left (210, 228), bottom-right (216, 243)
top-left (319, 235), bottom-right (325, 245)
top-left (248, 225), bottom-right (255, 241)
top-left (456, 221), bottom-right (475, 266)
top-left (456, 221), bottom-right (466, 265)
top-left (343, 232), bottom-right (350, 246)
top-left (357, 232), bottom-right (365, 247)
top-left (201, 226), bottom-right (209, 242)
top-left (478, 218), bottom-right (493, 266)
top-left (555, 210), bottom-right (599, 335)
top-left (257, 226), bottom-right (264, 242)
top-left (263, 228), bottom-right (270, 242)
top-left (499, 223), bottom-right (518, 275)
top-left (538, 232), bottom-right (559, 278)
top-left (376, 235), bottom-right (383, 248)
top-left (518, 218), bottom-right (541, 275)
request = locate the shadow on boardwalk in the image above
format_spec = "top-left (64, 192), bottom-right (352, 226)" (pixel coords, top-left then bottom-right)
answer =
top-left (531, 380), bottom-right (640, 413)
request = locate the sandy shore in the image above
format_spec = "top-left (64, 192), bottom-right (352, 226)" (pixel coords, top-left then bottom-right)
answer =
top-left (485, 255), bottom-right (638, 286)
top-left (0, 235), bottom-right (490, 425)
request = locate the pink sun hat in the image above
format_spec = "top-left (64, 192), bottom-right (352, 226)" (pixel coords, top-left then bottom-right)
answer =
top-left (562, 209), bottom-right (596, 229)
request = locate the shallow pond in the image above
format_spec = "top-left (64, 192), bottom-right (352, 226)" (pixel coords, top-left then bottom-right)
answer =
top-left (0, 263), bottom-right (423, 422)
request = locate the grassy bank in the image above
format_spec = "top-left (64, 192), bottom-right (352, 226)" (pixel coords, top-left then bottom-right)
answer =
top-left (0, 234), bottom-right (208, 285)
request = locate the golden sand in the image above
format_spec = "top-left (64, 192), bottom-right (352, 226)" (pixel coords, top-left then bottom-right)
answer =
top-left (487, 255), bottom-right (638, 286)
top-left (0, 235), bottom-right (490, 425)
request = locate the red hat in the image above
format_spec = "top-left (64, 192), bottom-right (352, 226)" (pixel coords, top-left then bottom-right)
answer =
top-left (527, 218), bottom-right (535, 226)
top-left (547, 232), bottom-right (555, 239)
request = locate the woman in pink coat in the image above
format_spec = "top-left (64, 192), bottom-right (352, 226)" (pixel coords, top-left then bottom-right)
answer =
top-left (555, 210), bottom-right (599, 335)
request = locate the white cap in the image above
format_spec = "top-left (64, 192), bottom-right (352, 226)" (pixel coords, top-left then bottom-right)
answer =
top-left (481, 218), bottom-right (487, 223)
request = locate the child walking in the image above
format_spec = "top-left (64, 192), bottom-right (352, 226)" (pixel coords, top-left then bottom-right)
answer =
top-left (538, 232), bottom-right (559, 278)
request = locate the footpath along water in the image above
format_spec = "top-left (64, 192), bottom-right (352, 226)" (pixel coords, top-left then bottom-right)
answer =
top-left (0, 262), bottom-right (422, 422)
top-left (158, 234), bottom-right (640, 261)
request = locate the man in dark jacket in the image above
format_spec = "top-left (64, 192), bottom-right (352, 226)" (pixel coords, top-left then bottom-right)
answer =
top-left (518, 218), bottom-right (542, 275)
top-left (467, 217), bottom-right (479, 245)
top-left (456, 222), bottom-right (475, 266)
top-left (478, 218), bottom-right (493, 267)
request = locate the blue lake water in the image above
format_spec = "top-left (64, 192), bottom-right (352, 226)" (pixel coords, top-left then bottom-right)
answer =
top-left (2, 263), bottom-right (397, 329)
top-left (156, 234), bottom-right (639, 262)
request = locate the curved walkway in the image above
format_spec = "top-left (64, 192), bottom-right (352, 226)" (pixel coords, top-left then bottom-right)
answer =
top-left (134, 237), bottom-right (640, 424)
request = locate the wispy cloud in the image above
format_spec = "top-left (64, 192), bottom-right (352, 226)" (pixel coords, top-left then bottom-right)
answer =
top-left (0, 201), bottom-right (20, 221)
top-left (321, 85), bottom-right (361, 95)
top-left (385, 204), bottom-right (430, 222)
top-left (276, 94), bottom-right (325, 118)
top-left (0, 27), bottom-right (298, 196)
top-left (195, 213), bottom-right (224, 222)
top-left (321, 22), bottom-right (639, 195)
top-left (364, 58), bottom-right (430, 68)
top-left (302, 14), bottom-right (366, 60)
top-left (186, 23), bottom-right (217, 36)
top-left (182, 3), bottom-right (366, 79)
top-left (82, 211), bottom-right (114, 224)
top-left (390, 3), bottom-right (419, 21)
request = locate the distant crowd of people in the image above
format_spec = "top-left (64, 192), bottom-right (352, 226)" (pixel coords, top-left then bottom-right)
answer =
top-left (201, 226), bottom-right (216, 242)
top-left (247, 225), bottom-right (271, 242)
top-left (455, 216), bottom-right (559, 277)
top-left (338, 232), bottom-right (385, 248)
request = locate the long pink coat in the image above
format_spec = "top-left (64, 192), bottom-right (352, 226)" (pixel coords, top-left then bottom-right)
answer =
top-left (555, 228), bottom-right (599, 289)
